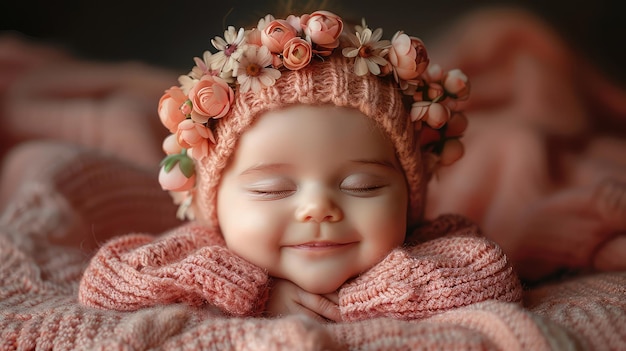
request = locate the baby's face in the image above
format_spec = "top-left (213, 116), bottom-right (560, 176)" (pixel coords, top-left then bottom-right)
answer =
top-left (217, 105), bottom-right (407, 294)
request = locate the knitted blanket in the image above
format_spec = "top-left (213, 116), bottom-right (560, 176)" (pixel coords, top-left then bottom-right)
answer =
top-left (2, 7), bottom-right (626, 350)
top-left (1, 180), bottom-right (624, 349)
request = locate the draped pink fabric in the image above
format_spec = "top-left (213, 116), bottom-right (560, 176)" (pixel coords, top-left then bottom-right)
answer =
top-left (425, 7), bottom-right (626, 282)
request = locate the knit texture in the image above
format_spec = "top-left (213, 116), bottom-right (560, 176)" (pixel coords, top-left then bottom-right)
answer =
top-left (77, 212), bottom-right (521, 319)
top-left (339, 215), bottom-right (522, 321)
top-left (0, 141), bottom-right (181, 251)
top-left (78, 223), bottom-right (270, 315)
top-left (194, 55), bottom-right (427, 227)
top-left (1, 141), bottom-right (624, 350)
top-left (525, 271), bottom-right (626, 350)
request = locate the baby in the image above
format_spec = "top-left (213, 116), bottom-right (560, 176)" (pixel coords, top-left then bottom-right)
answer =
top-left (78, 10), bottom-right (521, 322)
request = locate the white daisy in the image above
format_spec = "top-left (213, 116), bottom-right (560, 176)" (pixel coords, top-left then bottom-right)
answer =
top-left (236, 46), bottom-right (281, 93)
top-left (342, 26), bottom-right (390, 76)
top-left (210, 26), bottom-right (246, 75)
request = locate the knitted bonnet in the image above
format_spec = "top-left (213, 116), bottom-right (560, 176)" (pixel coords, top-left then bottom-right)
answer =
top-left (157, 10), bottom-right (470, 227)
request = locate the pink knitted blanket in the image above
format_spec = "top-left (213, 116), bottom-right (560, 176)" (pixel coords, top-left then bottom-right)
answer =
top-left (1, 6), bottom-right (626, 350)
top-left (1, 182), bottom-right (624, 349)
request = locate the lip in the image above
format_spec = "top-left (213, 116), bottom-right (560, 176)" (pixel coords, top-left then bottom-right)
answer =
top-left (287, 241), bottom-right (356, 250)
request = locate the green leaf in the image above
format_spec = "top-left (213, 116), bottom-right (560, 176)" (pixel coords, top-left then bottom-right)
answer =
top-left (159, 150), bottom-right (195, 178)
top-left (160, 154), bottom-right (179, 173)
top-left (178, 155), bottom-right (195, 178)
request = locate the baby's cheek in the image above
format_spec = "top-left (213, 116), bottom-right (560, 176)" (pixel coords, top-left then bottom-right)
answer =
top-left (225, 233), bottom-right (276, 269)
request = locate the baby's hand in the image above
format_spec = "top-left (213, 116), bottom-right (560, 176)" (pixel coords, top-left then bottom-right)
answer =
top-left (265, 278), bottom-right (341, 323)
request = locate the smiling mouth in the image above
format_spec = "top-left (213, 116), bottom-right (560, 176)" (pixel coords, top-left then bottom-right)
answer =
top-left (288, 241), bottom-right (355, 250)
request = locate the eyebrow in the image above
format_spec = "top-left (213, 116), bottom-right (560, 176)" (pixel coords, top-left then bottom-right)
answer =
top-left (350, 159), bottom-right (402, 171)
top-left (239, 163), bottom-right (292, 176)
top-left (239, 159), bottom-right (401, 176)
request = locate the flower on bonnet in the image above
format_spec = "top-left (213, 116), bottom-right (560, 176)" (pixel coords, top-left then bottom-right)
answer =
top-left (189, 51), bottom-right (225, 80)
top-left (388, 31), bottom-right (429, 84)
top-left (236, 45), bottom-right (281, 93)
top-left (158, 86), bottom-right (187, 134)
top-left (155, 10), bottom-right (471, 219)
top-left (282, 37), bottom-right (312, 70)
top-left (210, 26), bottom-right (246, 74)
top-left (301, 11), bottom-right (343, 54)
top-left (261, 19), bottom-right (298, 53)
top-left (159, 151), bottom-right (196, 192)
top-left (176, 119), bottom-right (214, 160)
top-left (342, 23), bottom-right (390, 76)
top-left (188, 75), bottom-right (234, 123)
top-left (443, 69), bottom-right (470, 100)
top-left (419, 112), bottom-right (467, 166)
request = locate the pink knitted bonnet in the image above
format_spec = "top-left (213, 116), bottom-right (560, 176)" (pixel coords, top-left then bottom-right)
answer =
top-left (157, 11), bottom-right (470, 228)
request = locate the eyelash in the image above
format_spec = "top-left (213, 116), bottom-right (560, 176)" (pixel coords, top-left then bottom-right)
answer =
top-left (246, 180), bottom-right (386, 199)
top-left (342, 185), bottom-right (383, 192)
top-left (248, 185), bottom-right (383, 200)
top-left (250, 189), bottom-right (295, 198)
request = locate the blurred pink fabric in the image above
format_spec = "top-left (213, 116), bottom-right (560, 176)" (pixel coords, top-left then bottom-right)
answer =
top-left (425, 7), bottom-right (626, 282)
top-left (0, 33), bottom-right (176, 168)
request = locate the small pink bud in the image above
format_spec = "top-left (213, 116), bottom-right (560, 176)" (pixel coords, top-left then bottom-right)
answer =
top-left (423, 102), bottom-right (450, 129)
top-left (443, 69), bottom-right (470, 99)
top-left (427, 83), bottom-right (444, 101)
top-left (410, 101), bottom-right (431, 121)
top-left (180, 100), bottom-right (192, 115)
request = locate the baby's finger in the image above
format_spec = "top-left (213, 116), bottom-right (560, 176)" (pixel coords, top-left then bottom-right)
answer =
top-left (292, 304), bottom-right (331, 324)
top-left (297, 290), bottom-right (341, 322)
top-left (323, 292), bottom-right (339, 304)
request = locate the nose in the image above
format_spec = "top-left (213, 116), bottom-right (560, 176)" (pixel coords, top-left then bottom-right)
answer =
top-left (295, 188), bottom-right (343, 223)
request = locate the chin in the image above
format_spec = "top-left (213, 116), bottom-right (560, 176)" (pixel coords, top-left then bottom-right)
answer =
top-left (295, 276), bottom-right (348, 295)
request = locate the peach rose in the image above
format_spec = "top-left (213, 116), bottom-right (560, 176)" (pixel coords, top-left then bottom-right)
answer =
top-left (300, 11), bottom-right (343, 47)
top-left (443, 69), bottom-right (470, 100)
top-left (282, 37), bottom-right (312, 70)
top-left (388, 31), bottom-right (429, 81)
top-left (261, 19), bottom-right (298, 53)
top-left (176, 119), bottom-right (214, 149)
top-left (158, 161), bottom-right (196, 192)
top-left (187, 139), bottom-right (210, 160)
top-left (188, 75), bottom-right (234, 123)
top-left (158, 86), bottom-right (187, 133)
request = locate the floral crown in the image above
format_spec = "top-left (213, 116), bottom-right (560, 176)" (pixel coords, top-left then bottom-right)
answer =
top-left (157, 10), bottom-right (470, 219)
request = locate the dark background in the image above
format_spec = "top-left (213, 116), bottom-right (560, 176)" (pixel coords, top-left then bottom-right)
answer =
top-left (2, 0), bottom-right (624, 85)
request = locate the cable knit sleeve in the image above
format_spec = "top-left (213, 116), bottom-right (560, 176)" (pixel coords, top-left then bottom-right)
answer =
top-left (78, 222), bottom-right (270, 316)
top-left (339, 214), bottom-right (522, 322)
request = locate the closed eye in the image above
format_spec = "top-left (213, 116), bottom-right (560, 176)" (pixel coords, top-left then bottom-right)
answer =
top-left (341, 173), bottom-right (388, 196)
top-left (248, 189), bottom-right (295, 199)
top-left (342, 185), bottom-right (384, 192)
top-left (341, 184), bottom-right (386, 196)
